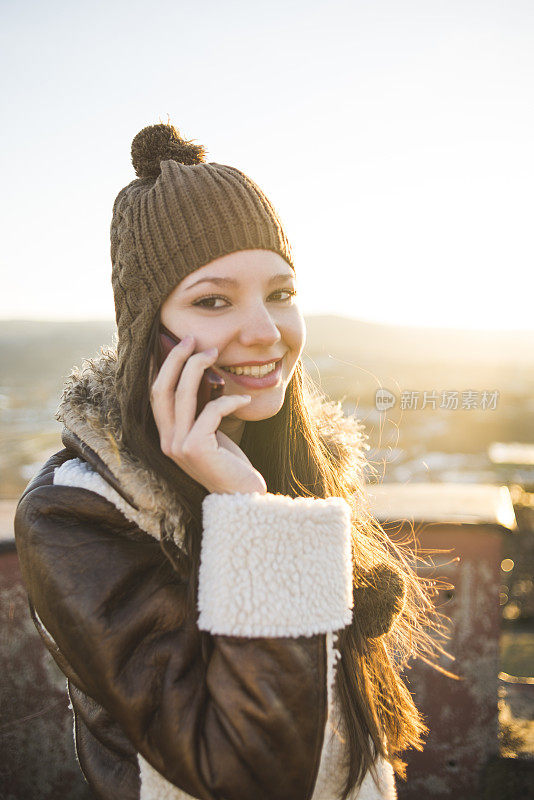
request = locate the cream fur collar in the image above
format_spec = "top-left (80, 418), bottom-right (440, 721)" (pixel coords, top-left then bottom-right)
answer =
top-left (55, 348), bottom-right (369, 550)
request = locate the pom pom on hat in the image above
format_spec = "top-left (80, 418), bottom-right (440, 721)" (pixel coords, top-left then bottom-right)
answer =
top-left (131, 122), bottom-right (207, 178)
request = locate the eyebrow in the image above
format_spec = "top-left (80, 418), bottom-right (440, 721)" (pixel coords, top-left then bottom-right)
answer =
top-left (182, 272), bottom-right (295, 292)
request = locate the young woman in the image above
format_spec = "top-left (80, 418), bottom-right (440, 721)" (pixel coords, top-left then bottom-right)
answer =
top-left (15, 122), bottom-right (438, 800)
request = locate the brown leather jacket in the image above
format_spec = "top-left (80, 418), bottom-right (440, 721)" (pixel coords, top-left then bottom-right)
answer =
top-left (14, 352), bottom-right (399, 800)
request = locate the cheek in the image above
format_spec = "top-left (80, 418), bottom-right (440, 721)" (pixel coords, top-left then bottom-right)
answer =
top-left (283, 310), bottom-right (306, 358)
top-left (159, 307), bottom-right (218, 350)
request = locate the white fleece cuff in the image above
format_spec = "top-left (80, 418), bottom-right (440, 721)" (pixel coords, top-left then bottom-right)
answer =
top-left (197, 492), bottom-right (354, 637)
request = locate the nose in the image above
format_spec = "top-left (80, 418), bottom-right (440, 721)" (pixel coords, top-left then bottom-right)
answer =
top-left (236, 303), bottom-right (282, 348)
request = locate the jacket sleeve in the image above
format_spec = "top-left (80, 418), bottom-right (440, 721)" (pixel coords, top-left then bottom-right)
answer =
top-left (14, 457), bottom-right (353, 800)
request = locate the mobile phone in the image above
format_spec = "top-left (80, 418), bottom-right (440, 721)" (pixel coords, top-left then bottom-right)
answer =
top-left (157, 324), bottom-right (225, 418)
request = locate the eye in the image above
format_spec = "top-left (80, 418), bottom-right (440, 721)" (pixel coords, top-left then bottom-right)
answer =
top-left (271, 288), bottom-right (297, 302)
top-left (193, 288), bottom-right (297, 310)
top-left (193, 295), bottom-right (228, 310)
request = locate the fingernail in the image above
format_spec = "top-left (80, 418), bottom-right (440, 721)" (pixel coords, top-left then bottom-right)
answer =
top-left (206, 346), bottom-right (218, 356)
top-left (181, 335), bottom-right (193, 346)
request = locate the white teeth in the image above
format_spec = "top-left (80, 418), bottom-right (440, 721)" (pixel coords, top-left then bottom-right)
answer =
top-left (224, 361), bottom-right (278, 377)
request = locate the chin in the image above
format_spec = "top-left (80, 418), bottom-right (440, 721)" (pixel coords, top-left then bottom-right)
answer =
top-left (235, 392), bottom-right (285, 421)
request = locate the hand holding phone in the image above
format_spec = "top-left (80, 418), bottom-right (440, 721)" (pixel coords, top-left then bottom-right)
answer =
top-left (157, 324), bottom-right (225, 418)
top-left (151, 326), bottom-right (267, 495)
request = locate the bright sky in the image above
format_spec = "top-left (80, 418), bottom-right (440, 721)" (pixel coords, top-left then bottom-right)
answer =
top-left (1, 0), bottom-right (533, 330)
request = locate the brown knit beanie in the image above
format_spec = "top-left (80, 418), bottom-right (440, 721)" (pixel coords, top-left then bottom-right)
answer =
top-left (110, 122), bottom-right (295, 428)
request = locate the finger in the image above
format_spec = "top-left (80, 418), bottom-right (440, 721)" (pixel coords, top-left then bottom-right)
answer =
top-left (181, 394), bottom-right (251, 453)
top-left (150, 338), bottom-right (195, 448)
top-left (151, 335), bottom-right (195, 397)
top-left (172, 348), bottom-right (220, 443)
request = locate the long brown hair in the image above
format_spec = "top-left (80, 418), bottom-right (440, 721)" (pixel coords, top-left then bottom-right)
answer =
top-left (121, 314), bottom-right (448, 799)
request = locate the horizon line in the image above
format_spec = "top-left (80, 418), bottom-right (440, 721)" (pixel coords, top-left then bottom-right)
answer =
top-left (0, 311), bottom-right (534, 334)
top-left (1, 315), bottom-right (533, 335)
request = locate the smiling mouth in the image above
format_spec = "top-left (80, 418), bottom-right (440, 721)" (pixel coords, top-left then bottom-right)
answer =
top-left (213, 358), bottom-right (284, 387)
top-left (219, 358), bottom-right (283, 377)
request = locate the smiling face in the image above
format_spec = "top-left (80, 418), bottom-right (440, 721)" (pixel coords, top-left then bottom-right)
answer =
top-left (159, 249), bottom-right (306, 442)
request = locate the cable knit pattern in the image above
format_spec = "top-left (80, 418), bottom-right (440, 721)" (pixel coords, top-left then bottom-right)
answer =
top-left (198, 491), bottom-right (354, 637)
